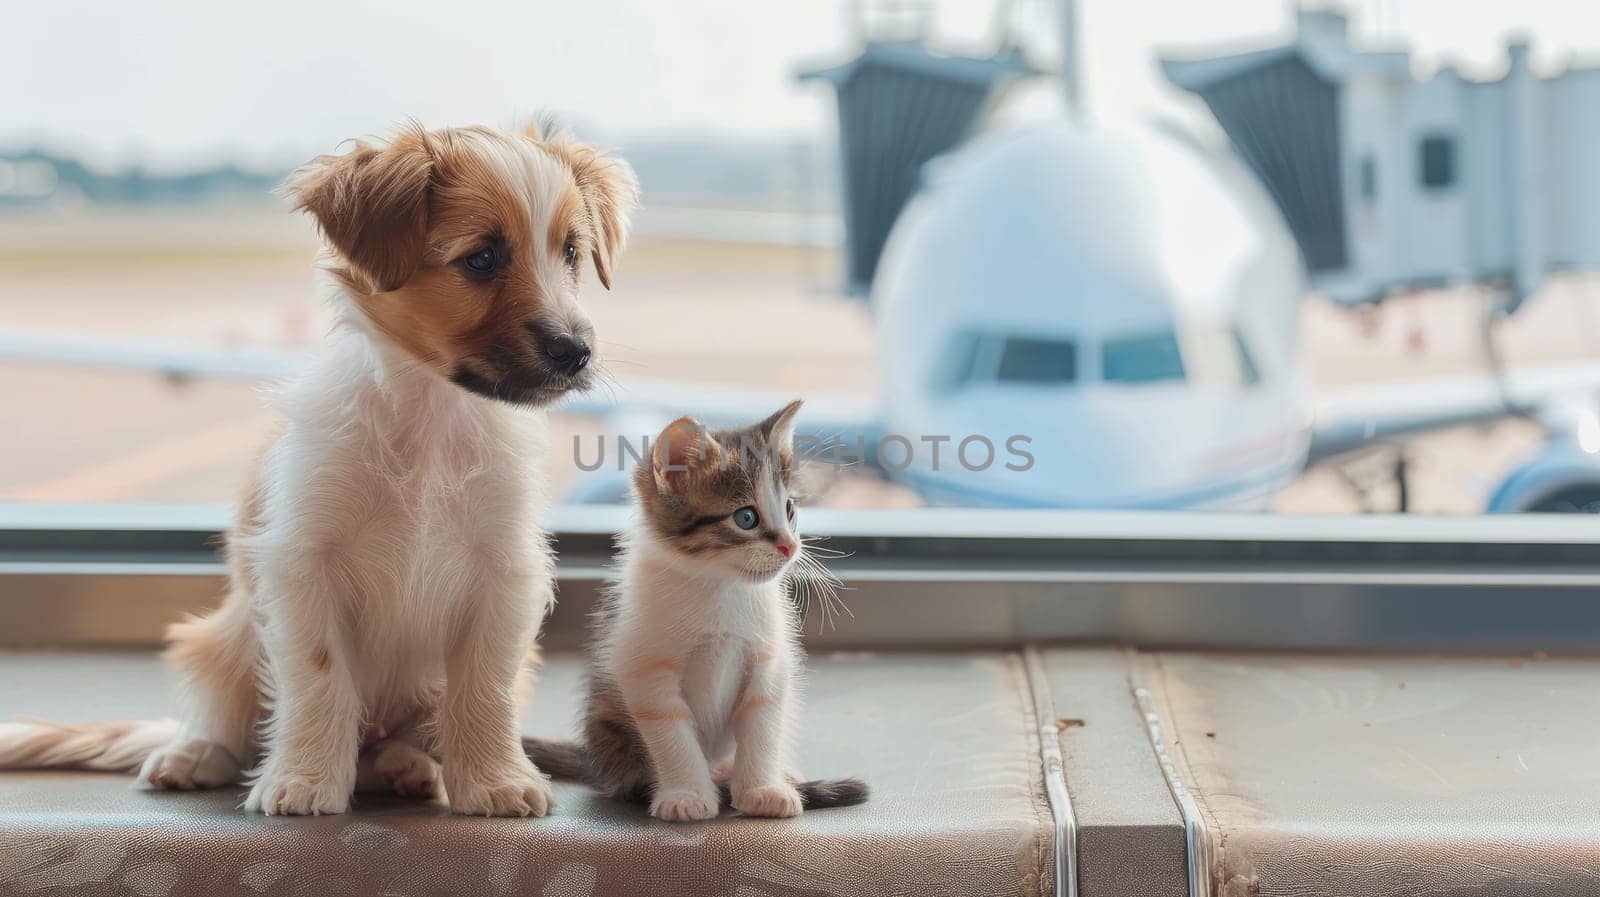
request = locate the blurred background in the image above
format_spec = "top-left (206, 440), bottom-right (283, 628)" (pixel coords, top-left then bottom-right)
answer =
top-left (6, 0), bottom-right (1600, 514)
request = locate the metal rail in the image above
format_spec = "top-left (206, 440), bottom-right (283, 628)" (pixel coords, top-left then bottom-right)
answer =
top-left (1023, 645), bottom-right (1078, 897)
top-left (6, 503), bottom-right (1600, 652)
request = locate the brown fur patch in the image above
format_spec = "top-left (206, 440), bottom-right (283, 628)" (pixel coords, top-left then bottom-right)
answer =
top-left (286, 125), bottom-right (433, 293)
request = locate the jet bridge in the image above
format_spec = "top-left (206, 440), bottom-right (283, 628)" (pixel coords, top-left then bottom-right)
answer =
top-left (1164, 8), bottom-right (1600, 310)
top-left (799, 40), bottom-right (1036, 294)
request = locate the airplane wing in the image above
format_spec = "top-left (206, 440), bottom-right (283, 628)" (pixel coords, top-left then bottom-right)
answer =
top-left (1307, 360), bottom-right (1600, 463)
top-left (0, 327), bottom-right (308, 382)
top-left (0, 322), bottom-right (880, 453)
top-left (0, 325), bottom-right (872, 419)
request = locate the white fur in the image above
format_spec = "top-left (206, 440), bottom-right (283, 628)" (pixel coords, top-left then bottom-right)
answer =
top-left (132, 308), bottom-right (560, 816)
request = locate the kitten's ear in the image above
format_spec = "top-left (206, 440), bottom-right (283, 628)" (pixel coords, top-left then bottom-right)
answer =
top-left (653, 416), bottom-right (721, 491)
top-left (533, 128), bottom-right (639, 290)
top-left (760, 399), bottom-right (804, 449)
top-left (284, 126), bottom-right (434, 293)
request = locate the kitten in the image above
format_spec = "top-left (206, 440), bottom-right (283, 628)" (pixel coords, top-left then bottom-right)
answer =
top-left (525, 400), bottom-right (867, 820)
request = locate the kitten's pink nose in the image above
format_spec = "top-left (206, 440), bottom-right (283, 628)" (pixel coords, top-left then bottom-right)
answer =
top-left (776, 541), bottom-right (795, 559)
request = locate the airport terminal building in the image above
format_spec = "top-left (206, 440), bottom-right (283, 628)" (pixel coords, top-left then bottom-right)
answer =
top-left (1164, 9), bottom-right (1600, 308)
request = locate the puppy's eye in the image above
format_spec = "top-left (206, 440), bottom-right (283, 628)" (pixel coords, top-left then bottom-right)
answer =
top-left (731, 506), bottom-right (760, 531)
top-left (786, 498), bottom-right (796, 521)
top-left (461, 248), bottom-right (497, 275)
top-left (563, 242), bottom-right (578, 269)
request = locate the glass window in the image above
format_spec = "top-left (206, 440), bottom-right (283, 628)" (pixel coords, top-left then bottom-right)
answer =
top-left (996, 336), bottom-right (1077, 384)
top-left (1102, 332), bottom-right (1186, 384)
top-left (1419, 135), bottom-right (1456, 189)
top-left (1233, 328), bottom-right (1261, 386)
top-left (4, 1), bottom-right (1598, 521)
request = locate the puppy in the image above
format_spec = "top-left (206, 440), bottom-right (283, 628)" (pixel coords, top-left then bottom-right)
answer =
top-left (0, 123), bottom-right (637, 816)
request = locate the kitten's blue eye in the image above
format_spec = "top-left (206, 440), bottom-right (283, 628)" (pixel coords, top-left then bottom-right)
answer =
top-left (731, 506), bottom-right (760, 531)
top-left (461, 248), bottom-right (497, 275)
top-left (564, 242), bottom-right (578, 268)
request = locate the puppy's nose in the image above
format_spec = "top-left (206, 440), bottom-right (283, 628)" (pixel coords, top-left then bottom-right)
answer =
top-left (543, 333), bottom-right (591, 376)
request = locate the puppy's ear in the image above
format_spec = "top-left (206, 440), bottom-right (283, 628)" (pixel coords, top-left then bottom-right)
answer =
top-left (537, 133), bottom-right (639, 290)
top-left (285, 128), bottom-right (434, 293)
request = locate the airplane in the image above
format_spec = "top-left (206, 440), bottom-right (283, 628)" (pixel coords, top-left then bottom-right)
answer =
top-left (869, 116), bottom-right (1308, 510)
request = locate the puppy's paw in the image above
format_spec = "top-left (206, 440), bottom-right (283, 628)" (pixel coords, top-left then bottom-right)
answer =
top-left (136, 738), bottom-right (241, 791)
top-left (650, 785), bottom-right (721, 822)
top-left (372, 741), bottom-right (440, 799)
top-left (245, 771), bottom-right (351, 816)
top-left (732, 782), bottom-right (803, 818)
top-left (447, 760), bottom-right (552, 817)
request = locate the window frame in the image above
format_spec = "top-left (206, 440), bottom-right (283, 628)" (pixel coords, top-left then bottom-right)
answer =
top-left (1358, 151), bottom-right (1378, 202)
top-left (1232, 326), bottom-right (1262, 386)
top-left (7, 502), bottom-right (1600, 654)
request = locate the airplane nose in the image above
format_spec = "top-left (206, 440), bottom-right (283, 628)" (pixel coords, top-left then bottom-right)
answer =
top-left (543, 333), bottom-right (591, 376)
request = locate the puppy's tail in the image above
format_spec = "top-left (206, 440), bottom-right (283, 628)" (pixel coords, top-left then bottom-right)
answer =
top-left (521, 735), bottom-right (588, 781)
top-left (0, 717), bottom-right (177, 772)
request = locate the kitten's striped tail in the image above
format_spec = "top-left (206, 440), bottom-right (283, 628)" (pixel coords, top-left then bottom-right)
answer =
top-left (521, 735), bottom-right (588, 781)
top-left (786, 777), bottom-right (870, 810)
top-left (0, 717), bottom-right (177, 772)
top-left (522, 735), bottom-right (869, 810)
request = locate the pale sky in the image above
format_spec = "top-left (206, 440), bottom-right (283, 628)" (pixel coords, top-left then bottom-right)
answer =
top-left (7, 0), bottom-right (1600, 169)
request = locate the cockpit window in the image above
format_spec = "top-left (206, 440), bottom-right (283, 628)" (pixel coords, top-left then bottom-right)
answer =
top-left (996, 337), bottom-right (1077, 384)
top-left (1102, 332), bottom-right (1186, 384)
top-left (936, 332), bottom-right (1077, 392)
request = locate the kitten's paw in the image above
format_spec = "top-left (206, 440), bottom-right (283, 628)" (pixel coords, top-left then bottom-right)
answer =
top-left (245, 771), bottom-right (351, 815)
top-left (447, 760), bottom-right (552, 817)
top-left (373, 741), bottom-right (440, 799)
top-left (650, 785), bottom-right (721, 822)
top-left (732, 782), bottom-right (804, 818)
top-left (136, 738), bottom-right (240, 791)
